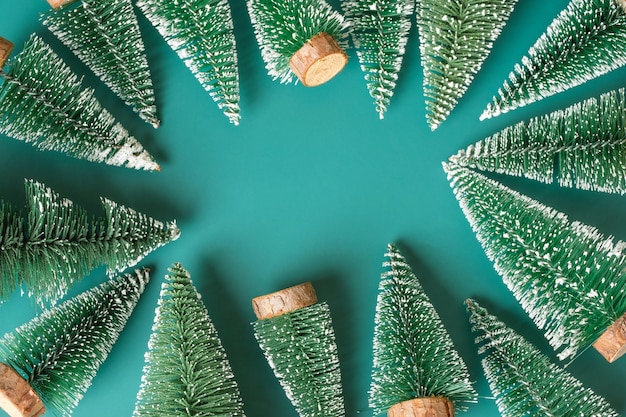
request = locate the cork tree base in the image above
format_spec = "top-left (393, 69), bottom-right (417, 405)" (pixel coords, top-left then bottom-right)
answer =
top-left (252, 282), bottom-right (318, 320)
top-left (289, 33), bottom-right (347, 87)
top-left (593, 313), bottom-right (626, 362)
top-left (0, 37), bottom-right (14, 68)
top-left (0, 363), bottom-right (45, 417)
top-left (47, 0), bottom-right (79, 9)
top-left (388, 397), bottom-right (454, 417)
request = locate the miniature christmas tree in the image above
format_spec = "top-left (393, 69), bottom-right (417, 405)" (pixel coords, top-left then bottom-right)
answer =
top-left (0, 179), bottom-right (180, 306)
top-left (453, 88), bottom-right (626, 194)
top-left (417, 0), bottom-right (519, 130)
top-left (369, 244), bottom-right (476, 417)
top-left (132, 263), bottom-right (245, 417)
top-left (342, 0), bottom-right (414, 118)
top-left (247, 0), bottom-right (349, 86)
top-left (252, 282), bottom-right (345, 417)
top-left (42, 0), bottom-right (159, 128)
top-left (136, 0), bottom-right (241, 126)
top-left (481, 0), bottom-right (626, 120)
top-left (444, 162), bottom-right (626, 362)
top-left (0, 34), bottom-right (159, 171)
top-left (0, 268), bottom-right (150, 417)
top-left (466, 299), bottom-right (619, 417)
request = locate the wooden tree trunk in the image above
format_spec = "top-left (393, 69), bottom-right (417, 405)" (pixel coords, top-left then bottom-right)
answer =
top-left (0, 37), bottom-right (14, 68)
top-left (252, 282), bottom-right (317, 320)
top-left (289, 33), bottom-right (347, 87)
top-left (388, 397), bottom-right (454, 417)
top-left (0, 363), bottom-right (45, 417)
top-left (593, 313), bottom-right (626, 363)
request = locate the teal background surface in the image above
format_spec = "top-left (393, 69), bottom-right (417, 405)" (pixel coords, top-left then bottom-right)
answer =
top-left (2, 1), bottom-right (626, 416)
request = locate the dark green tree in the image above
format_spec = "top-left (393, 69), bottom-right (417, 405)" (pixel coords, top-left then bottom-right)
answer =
top-left (467, 299), bottom-right (619, 417)
top-left (369, 244), bottom-right (476, 416)
top-left (0, 268), bottom-right (151, 417)
top-left (481, 0), bottom-right (626, 120)
top-left (42, 0), bottom-right (159, 127)
top-left (132, 263), bottom-right (245, 417)
top-left (0, 179), bottom-right (180, 306)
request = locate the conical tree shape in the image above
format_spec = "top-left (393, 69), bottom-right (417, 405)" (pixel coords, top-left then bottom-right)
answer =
top-left (343, 0), bottom-right (414, 118)
top-left (137, 0), bottom-right (241, 126)
top-left (417, 0), bottom-right (519, 130)
top-left (252, 282), bottom-right (345, 417)
top-left (132, 263), bottom-right (245, 417)
top-left (369, 244), bottom-right (476, 416)
top-left (453, 88), bottom-right (626, 194)
top-left (0, 35), bottom-right (159, 171)
top-left (481, 0), bottom-right (626, 120)
top-left (444, 162), bottom-right (626, 361)
top-left (0, 268), bottom-right (151, 417)
top-left (466, 299), bottom-right (619, 417)
top-left (247, 0), bottom-right (349, 86)
top-left (0, 179), bottom-right (180, 306)
top-left (42, 0), bottom-right (159, 127)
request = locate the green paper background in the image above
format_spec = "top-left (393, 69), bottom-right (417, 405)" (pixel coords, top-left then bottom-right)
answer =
top-left (1, 1), bottom-right (626, 416)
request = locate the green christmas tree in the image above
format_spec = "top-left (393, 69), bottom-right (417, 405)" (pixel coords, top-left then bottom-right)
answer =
top-left (481, 0), bottom-right (626, 120)
top-left (0, 268), bottom-right (150, 417)
top-left (0, 179), bottom-right (180, 306)
top-left (132, 263), bottom-right (245, 417)
top-left (444, 162), bottom-right (626, 362)
top-left (136, 0), bottom-right (241, 126)
top-left (42, 0), bottom-right (159, 127)
top-left (417, 0), bottom-right (519, 130)
top-left (453, 88), bottom-right (626, 194)
top-left (466, 299), bottom-right (619, 417)
top-left (369, 244), bottom-right (476, 416)
top-left (342, 0), bottom-right (414, 118)
top-left (252, 282), bottom-right (345, 417)
top-left (0, 34), bottom-right (159, 171)
top-left (247, 0), bottom-right (349, 86)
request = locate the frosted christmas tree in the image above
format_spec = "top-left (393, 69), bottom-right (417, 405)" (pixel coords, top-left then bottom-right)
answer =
top-left (133, 263), bottom-right (245, 417)
top-left (444, 162), bottom-right (626, 363)
top-left (0, 179), bottom-right (180, 306)
top-left (0, 35), bottom-right (159, 171)
top-left (42, 0), bottom-right (159, 127)
top-left (247, 0), bottom-right (349, 86)
top-left (252, 282), bottom-right (345, 417)
top-left (452, 88), bottom-right (626, 194)
top-left (369, 244), bottom-right (476, 417)
top-left (467, 299), bottom-right (619, 417)
top-left (342, 0), bottom-right (414, 118)
top-left (417, 0), bottom-right (519, 130)
top-left (137, 0), bottom-right (241, 125)
top-left (0, 268), bottom-right (150, 417)
top-left (481, 0), bottom-right (626, 119)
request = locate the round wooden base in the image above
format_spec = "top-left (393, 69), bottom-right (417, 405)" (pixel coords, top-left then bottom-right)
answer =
top-left (289, 33), bottom-right (347, 87)
top-left (388, 397), bottom-right (454, 417)
top-left (252, 282), bottom-right (318, 320)
top-left (0, 363), bottom-right (45, 417)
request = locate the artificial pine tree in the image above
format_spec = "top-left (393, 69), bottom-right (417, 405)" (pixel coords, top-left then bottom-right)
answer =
top-left (42, 0), bottom-right (159, 127)
top-left (247, 0), bottom-right (349, 86)
top-left (417, 0), bottom-right (519, 130)
top-left (466, 299), bottom-right (619, 417)
top-left (0, 179), bottom-right (180, 306)
top-left (132, 263), bottom-right (245, 417)
top-left (252, 282), bottom-right (345, 417)
top-left (136, 0), bottom-right (241, 126)
top-left (0, 268), bottom-right (150, 417)
top-left (369, 244), bottom-right (476, 417)
top-left (453, 88), bottom-right (626, 194)
top-left (481, 0), bottom-right (626, 120)
top-left (342, 0), bottom-right (414, 118)
top-left (444, 162), bottom-right (626, 363)
top-left (0, 34), bottom-right (159, 171)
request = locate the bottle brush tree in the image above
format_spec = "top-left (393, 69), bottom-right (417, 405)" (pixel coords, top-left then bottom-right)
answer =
top-left (0, 268), bottom-right (151, 417)
top-left (252, 282), bottom-right (345, 417)
top-left (0, 179), bottom-right (180, 306)
top-left (417, 0), bottom-right (519, 130)
top-left (369, 244), bottom-right (476, 417)
top-left (132, 263), bottom-right (246, 417)
top-left (452, 88), bottom-right (626, 194)
top-left (0, 34), bottom-right (159, 171)
top-left (481, 0), bottom-right (626, 120)
top-left (444, 162), bottom-right (626, 363)
top-left (466, 299), bottom-right (619, 417)
top-left (136, 0), bottom-right (241, 126)
top-left (247, 0), bottom-right (350, 87)
top-left (42, 0), bottom-right (159, 128)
